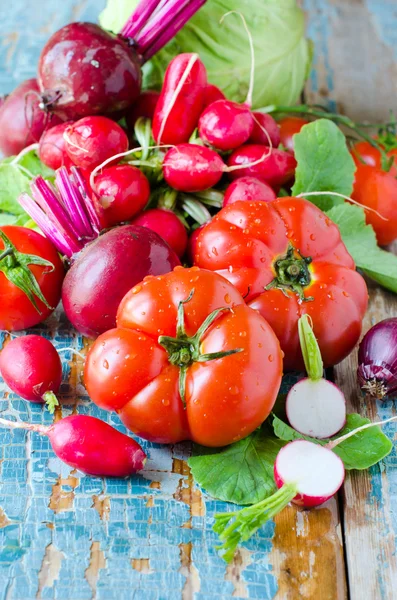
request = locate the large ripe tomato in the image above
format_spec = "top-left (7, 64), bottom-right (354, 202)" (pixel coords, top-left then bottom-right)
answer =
top-left (0, 226), bottom-right (64, 331)
top-left (352, 163), bottom-right (397, 246)
top-left (193, 198), bottom-right (368, 371)
top-left (278, 117), bottom-right (309, 153)
top-left (84, 267), bottom-right (283, 447)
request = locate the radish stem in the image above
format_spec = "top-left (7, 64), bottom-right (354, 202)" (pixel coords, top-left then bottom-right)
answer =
top-left (298, 314), bottom-right (323, 380)
top-left (296, 191), bottom-right (388, 221)
top-left (327, 415), bottom-right (397, 450)
top-left (0, 417), bottom-right (49, 436)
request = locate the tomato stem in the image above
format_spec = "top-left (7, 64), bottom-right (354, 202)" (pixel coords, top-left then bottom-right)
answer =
top-left (265, 244), bottom-right (314, 302)
top-left (158, 290), bottom-right (243, 406)
top-left (0, 247), bottom-right (13, 261)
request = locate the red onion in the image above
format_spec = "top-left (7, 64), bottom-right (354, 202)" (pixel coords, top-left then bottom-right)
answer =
top-left (357, 318), bottom-right (397, 399)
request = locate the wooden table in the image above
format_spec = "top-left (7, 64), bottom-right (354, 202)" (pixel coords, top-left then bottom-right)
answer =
top-left (0, 1), bottom-right (396, 598)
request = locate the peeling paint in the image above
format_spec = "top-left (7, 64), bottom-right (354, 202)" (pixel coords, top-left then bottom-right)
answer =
top-left (92, 494), bottom-right (111, 522)
top-left (85, 541), bottom-right (106, 599)
top-left (49, 472), bottom-right (79, 513)
top-left (36, 544), bottom-right (64, 598)
top-left (179, 542), bottom-right (201, 599)
top-left (225, 548), bottom-right (252, 598)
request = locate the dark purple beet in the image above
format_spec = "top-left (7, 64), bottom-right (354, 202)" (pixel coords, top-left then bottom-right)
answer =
top-left (38, 23), bottom-right (142, 120)
top-left (61, 225), bottom-right (180, 338)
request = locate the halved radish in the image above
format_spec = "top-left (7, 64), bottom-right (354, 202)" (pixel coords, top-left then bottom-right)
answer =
top-left (274, 440), bottom-right (345, 507)
top-left (286, 378), bottom-right (346, 439)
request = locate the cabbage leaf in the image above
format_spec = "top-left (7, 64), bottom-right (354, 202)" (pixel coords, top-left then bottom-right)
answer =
top-left (100, 0), bottom-right (312, 108)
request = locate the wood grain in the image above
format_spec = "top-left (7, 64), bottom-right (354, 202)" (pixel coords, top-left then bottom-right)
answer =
top-left (334, 283), bottom-right (397, 598)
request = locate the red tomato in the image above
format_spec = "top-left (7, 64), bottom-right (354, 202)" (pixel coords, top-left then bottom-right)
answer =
top-left (193, 198), bottom-right (368, 371)
top-left (278, 117), bottom-right (310, 153)
top-left (0, 226), bottom-right (64, 331)
top-left (84, 267), bottom-right (283, 447)
top-left (351, 140), bottom-right (397, 177)
top-left (352, 163), bottom-right (397, 246)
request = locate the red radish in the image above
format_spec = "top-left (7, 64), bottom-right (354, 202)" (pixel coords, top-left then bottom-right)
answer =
top-left (203, 84), bottom-right (225, 108)
top-left (249, 112), bottom-right (281, 148)
top-left (62, 225), bottom-right (180, 337)
top-left (38, 23), bottom-right (142, 120)
top-left (198, 99), bottom-right (254, 151)
top-left (95, 165), bottom-right (150, 227)
top-left (187, 224), bottom-right (206, 264)
top-left (152, 53), bottom-right (207, 145)
top-left (286, 379), bottom-right (346, 439)
top-left (163, 143), bottom-right (225, 192)
top-left (274, 440), bottom-right (345, 507)
top-left (64, 116), bottom-right (129, 170)
top-left (198, 12), bottom-right (255, 152)
top-left (0, 415), bottom-right (146, 477)
top-left (0, 335), bottom-right (62, 413)
top-left (126, 90), bottom-right (160, 130)
top-left (131, 208), bottom-right (188, 257)
top-left (0, 79), bottom-right (62, 156)
top-left (227, 144), bottom-right (297, 188)
top-left (223, 177), bottom-right (276, 207)
top-left (39, 121), bottom-right (74, 170)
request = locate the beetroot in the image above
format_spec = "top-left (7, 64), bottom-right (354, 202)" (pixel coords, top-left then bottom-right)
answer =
top-left (62, 225), bottom-right (180, 337)
top-left (0, 415), bottom-right (146, 477)
top-left (0, 79), bottom-right (61, 156)
top-left (38, 23), bottom-right (142, 120)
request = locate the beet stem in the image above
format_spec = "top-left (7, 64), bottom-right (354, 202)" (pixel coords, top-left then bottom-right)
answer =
top-left (0, 417), bottom-right (49, 436)
top-left (135, 0), bottom-right (191, 53)
top-left (56, 168), bottom-right (94, 239)
top-left (121, 0), bottom-right (162, 38)
top-left (142, 0), bottom-right (207, 62)
top-left (71, 167), bottom-right (102, 235)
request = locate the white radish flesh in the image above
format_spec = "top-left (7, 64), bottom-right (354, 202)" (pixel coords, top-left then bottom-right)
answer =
top-left (274, 440), bottom-right (345, 507)
top-left (286, 378), bottom-right (346, 439)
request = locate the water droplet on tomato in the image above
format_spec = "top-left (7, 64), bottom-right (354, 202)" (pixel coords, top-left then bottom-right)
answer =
top-left (310, 233), bottom-right (316, 241)
top-left (254, 218), bottom-right (261, 224)
top-left (103, 360), bottom-right (109, 369)
top-left (132, 285), bottom-right (142, 294)
top-left (224, 293), bottom-right (231, 304)
top-left (239, 331), bottom-right (247, 337)
top-left (342, 291), bottom-right (349, 297)
top-left (268, 354), bottom-right (274, 362)
top-left (162, 398), bottom-right (170, 406)
top-left (229, 386), bottom-right (239, 395)
top-left (212, 247), bottom-right (218, 256)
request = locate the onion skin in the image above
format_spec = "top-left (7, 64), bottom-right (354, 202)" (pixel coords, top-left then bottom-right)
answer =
top-left (357, 318), bottom-right (397, 399)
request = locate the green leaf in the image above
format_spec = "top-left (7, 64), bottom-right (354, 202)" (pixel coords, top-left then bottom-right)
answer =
top-left (327, 203), bottom-right (397, 294)
top-left (100, 0), bottom-right (312, 109)
top-left (272, 414), bottom-right (393, 470)
top-left (0, 213), bottom-right (35, 227)
top-left (188, 426), bottom-right (286, 505)
top-left (0, 150), bottom-right (54, 220)
top-left (292, 119), bottom-right (356, 211)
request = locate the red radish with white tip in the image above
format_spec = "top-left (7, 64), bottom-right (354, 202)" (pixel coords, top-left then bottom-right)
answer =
top-left (0, 335), bottom-right (62, 413)
top-left (131, 208), bottom-right (188, 257)
top-left (223, 177), bottom-right (276, 207)
top-left (152, 53), bottom-right (207, 145)
top-left (95, 164), bottom-right (150, 227)
top-left (0, 415), bottom-right (146, 477)
top-left (227, 144), bottom-right (297, 188)
top-left (64, 116), bottom-right (129, 170)
top-left (162, 143), bottom-right (272, 194)
top-left (286, 315), bottom-right (346, 439)
top-left (198, 13), bottom-right (255, 151)
top-left (249, 112), bottom-right (281, 148)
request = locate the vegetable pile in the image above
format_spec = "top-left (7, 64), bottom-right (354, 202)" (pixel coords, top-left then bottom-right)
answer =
top-left (0, 0), bottom-right (397, 565)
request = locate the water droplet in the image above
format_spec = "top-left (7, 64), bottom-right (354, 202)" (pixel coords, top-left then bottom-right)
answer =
top-left (103, 360), bottom-right (109, 369)
top-left (132, 285), bottom-right (142, 294)
top-left (254, 218), bottom-right (261, 224)
top-left (258, 343), bottom-right (263, 348)
top-left (141, 311), bottom-right (146, 316)
top-left (342, 291), bottom-right (349, 298)
top-left (162, 398), bottom-right (170, 406)
top-left (212, 247), bottom-right (218, 256)
top-left (327, 292), bottom-right (334, 300)
top-left (224, 293), bottom-right (231, 304)
top-left (239, 331), bottom-right (247, 337)
top-left (310, 233), bottom-right (316, 241)
top-left (268, 354), bottom-right (274, 362)
top-left (229, 386), bottom-right (239, 395)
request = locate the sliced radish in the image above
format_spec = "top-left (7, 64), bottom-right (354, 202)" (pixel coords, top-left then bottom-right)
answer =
top-left (274, 440), bottom-right (345, 507)
top-left (286, 378), bottom-right (346, 439)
